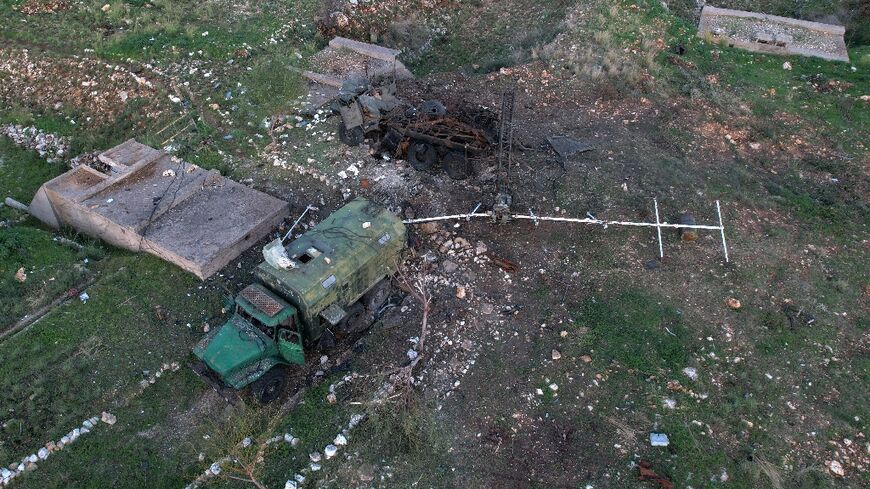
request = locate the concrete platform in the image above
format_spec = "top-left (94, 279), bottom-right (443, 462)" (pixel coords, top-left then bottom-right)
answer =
top-left (698, 6), bottom-right (850, 62)
top-left (29, 140), bottom-right (288, 279)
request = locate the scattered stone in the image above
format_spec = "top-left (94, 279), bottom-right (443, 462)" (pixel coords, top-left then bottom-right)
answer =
top-left (358, 463), bottom-right (375, 482)
top-left (309, 452), bottom-right (322, 463)
top-left (324, 444), bottom-right (338, 459)
top-left (326, 392), bottom-right (337, 404)
top-left (683, 367), bottom-right (698, 381)
top-left (14, 267), bottom-right (26, 283)
top-left (580, 355), bottom-right (592, 363)
top-left (100, 412), bottom-right (117, 425)
top-left (548, 383), bottom-right (559, 391)
top-left (663, 398), bottom-right (677, 409)
top-left (455, 286), bottom-right (466, 299)
top-left (333, 434), bottom-right (347, 446)
top-left (419, 222), bottom-right (439, 235)
top-left (209, 463), bottom-right (221, 475)
top-left (782, 61), bottom-right (792, 70)
top-left (551, 349), bottom-right (562, 360)
top-left (241, 437), bottom-right (252, 448)
top-left (827, 460), bottom-right (845, 476)
top-left (442, 259), bottom-right (459, 273)
top-left (726, 297), bottom-right (741, 309)
top-left (480, 303), bottom-right (494, 314)
top-left (310, 462), bottom-right (321, 472)
top-left (560, 330), bottom-right (568, 338)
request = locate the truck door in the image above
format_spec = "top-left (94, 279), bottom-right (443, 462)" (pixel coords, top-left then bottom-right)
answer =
top-left (277, 315), bottom-right (304, 365)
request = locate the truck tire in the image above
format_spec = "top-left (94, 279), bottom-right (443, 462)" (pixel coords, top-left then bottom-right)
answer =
top-left (338, 302), bottom-right (367, 334)
top-left (407, 141), bottom-right (437, 172)
top-left (443, 151), bottom-right (470, 180)
top-left (251, 367), bottom-right (287, 404)
top-left (364, 279), bottom-right (391, 313)
top-left (338, 121), bottom-right (364, 146)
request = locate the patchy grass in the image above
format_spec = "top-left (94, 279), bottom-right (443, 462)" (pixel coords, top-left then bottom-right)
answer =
top-left (408, 0), bottom-right (573, 75)
top-left (570, 288), bottom-right (689, 375)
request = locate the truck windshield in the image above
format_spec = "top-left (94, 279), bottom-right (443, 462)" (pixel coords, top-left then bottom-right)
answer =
top-left (236, 305), bottom-right (273, 337)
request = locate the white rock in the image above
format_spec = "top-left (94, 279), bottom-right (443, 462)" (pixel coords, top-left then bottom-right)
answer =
top-left (663, 399), bottom-right (677, 409)
top-left (309, 452), bottom-right (321, 463)
top-left (101, 412), bottom-right (117, 425)
top-left (37, 448), bottom-right (49, 460)
top-left (334, 434), bottom-right (347, 446)
top-left (782, 61), bottom-right (792, 70)
top-left (348, 414), bottom-right (364, 429)
top-left (828, 460), bottom-right (845, 476)
top-left (284, 481), bottom-right (298, 489)
top-left (682, 367), bottom-right (698, 381)
top-left (209, 462), bottom-right (221, 475)
top-left (324, 444), bottom-right (338, 459)
top-left (27, 454), bottom-right (38, 464)
top-left (242, 437), bottom-right (252, 447)
top-left (310, 462), bottom-right (321, 471)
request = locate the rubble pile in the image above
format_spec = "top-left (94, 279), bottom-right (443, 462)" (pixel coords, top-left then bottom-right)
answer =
top-left (0, 125), bottom-right (69, 163)
top-left (0, 413), bottom-right (116, 486)
top-left (316, 0), bottom-right (454, 52)
top-left (0, 48), bottom-right (169, 127)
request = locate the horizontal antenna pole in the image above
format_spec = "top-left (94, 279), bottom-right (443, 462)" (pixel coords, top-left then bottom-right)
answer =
top-left (509, 214), bottom-right (724, 230)
top-left (403, 213), bottom-right (490, 224)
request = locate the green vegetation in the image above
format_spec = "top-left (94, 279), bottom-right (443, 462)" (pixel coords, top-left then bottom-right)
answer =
top-left (571, 289), bottom-right (689, 375)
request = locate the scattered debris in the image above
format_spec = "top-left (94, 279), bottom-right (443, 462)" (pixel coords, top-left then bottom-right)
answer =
top-left (546, 135), bottom-right (594, 163)
top-left (638, 460), bottom-right (675, 489)
top-left (487, 253), bottom-right (518, 273)
top-left (650, 433), bottom-right (669, 446)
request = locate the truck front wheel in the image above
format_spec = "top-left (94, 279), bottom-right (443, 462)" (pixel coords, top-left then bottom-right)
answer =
top-left (251, 367), bottom-right (287, 404)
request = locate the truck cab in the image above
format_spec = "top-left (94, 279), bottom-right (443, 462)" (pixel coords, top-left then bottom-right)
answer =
top-left (193, 198), bottom-right (406, 403)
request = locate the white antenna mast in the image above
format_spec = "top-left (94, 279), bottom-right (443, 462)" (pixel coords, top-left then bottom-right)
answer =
top-left (404, 200), bottom-right (731, 262)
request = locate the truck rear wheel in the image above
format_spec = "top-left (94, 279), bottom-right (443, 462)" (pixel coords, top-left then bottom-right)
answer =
top-left (443, 151), bottom-right (470, 180)
top-left (251, 367), bottom-right (287, 404)
top-left (407, 141), bottom-right (437, 172)
top-left (338, 302), bottom-right (367, 334)
top-left (338, 121), bottom-right (364, 146)
top-left (364, 279), bottom-right (391, 313)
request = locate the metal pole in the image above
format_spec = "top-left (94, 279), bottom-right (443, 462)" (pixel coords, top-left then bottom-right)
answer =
top-left (653, 198), bottom-right (664, 259)
top-left (716, 200), bottom-right (729, 263)
top-left (282, 205), bottom-right (314, 243)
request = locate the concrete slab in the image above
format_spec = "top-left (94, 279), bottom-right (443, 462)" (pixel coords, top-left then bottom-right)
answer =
top-left (28, 141), bottom-right (288, 279)
top-left (302, 37), bottom-right (414, 96)
top-left (698, 6), bottom-right (850, 62)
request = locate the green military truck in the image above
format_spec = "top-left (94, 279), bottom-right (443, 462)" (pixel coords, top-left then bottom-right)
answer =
top-left (193, 198), bottom-right (406, 403)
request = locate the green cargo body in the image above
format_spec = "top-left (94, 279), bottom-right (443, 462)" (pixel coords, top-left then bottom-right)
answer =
top-left (256, 198), bottom-right (406, 345)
